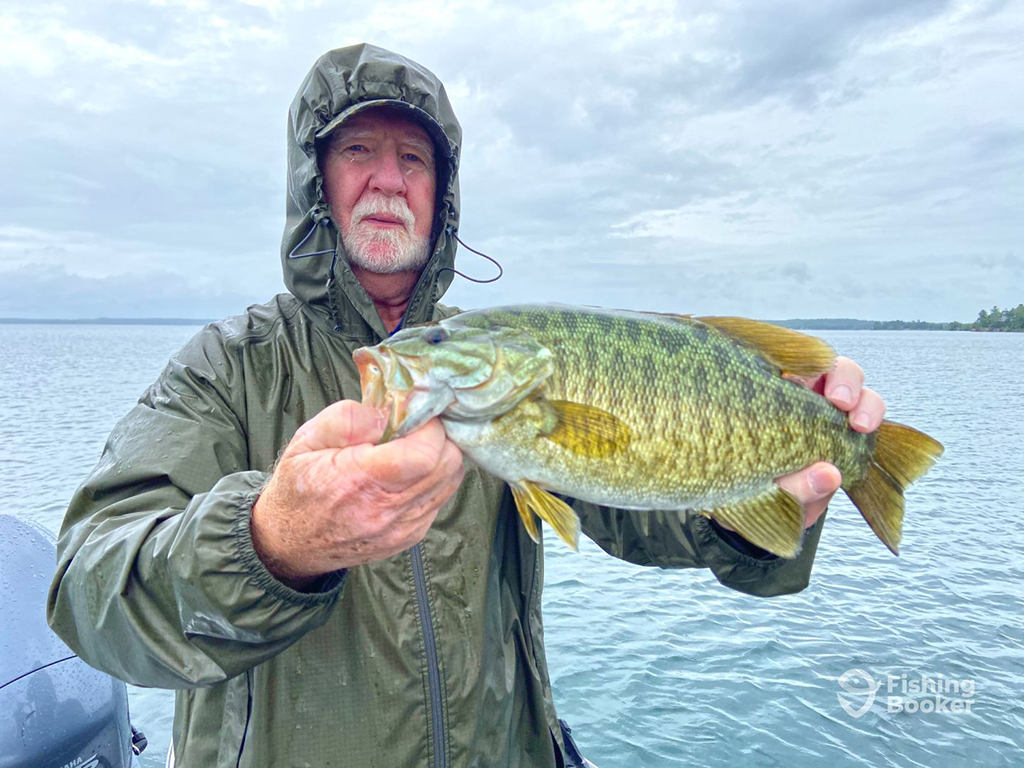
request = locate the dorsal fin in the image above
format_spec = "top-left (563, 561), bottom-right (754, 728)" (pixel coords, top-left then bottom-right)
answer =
top-left (694, 316), bottom-right (835, 377)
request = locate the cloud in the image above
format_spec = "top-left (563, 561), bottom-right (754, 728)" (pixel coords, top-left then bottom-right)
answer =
top-left (0, 0), bottom-right (1021, 321)
top-left (0, 263), bottom-right (260, 318)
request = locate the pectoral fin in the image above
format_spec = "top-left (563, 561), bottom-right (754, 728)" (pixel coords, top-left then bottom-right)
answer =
top-left (702, 485), bottom-right (805, 558)
top-left (539, 400), bottom-right (631, 458)
top-left (510, 480), bottom-right (581, 551)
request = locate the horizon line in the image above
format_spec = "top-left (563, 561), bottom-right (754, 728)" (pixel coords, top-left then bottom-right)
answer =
top-left (0, 316), bottom-right (968, 327)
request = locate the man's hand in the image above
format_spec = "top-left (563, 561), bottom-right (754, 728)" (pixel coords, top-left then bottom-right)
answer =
top-left (250, 400), bottom-right (465, 589)
top-left (776, 356), bottom-right (887, 528)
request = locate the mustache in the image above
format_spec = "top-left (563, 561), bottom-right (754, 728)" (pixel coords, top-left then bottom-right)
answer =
top-left (350, 194), bottom-right (415, 230)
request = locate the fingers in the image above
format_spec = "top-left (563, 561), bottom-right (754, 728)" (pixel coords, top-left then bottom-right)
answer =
top-left (799, 356), bottom-right (887, 433)
top-left (366, 456), bottom-right (465, 556)
top-left (293, 400), bottom-right (388, 453)
top-left (849, 387), bottom-right (886, 433)
top-left (822, 357), bottom-right (886, 432)
top-left (356, 419), bottom-right (457, 489)
top-left (823, 356), bottom-right (865, 411)
top-left (775, 461), bottom-right (841, 529)
top-left (379, 440), bottom-right (464, 508)
top-left (406, 458), bottom-right (465, 523)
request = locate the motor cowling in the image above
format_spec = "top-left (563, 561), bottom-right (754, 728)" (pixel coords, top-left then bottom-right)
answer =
top-left (0, 515), bottom-right (142, 768)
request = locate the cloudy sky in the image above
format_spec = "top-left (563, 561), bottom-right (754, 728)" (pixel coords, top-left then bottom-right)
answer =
top-left (1, 0), bottom-right (1021, 321)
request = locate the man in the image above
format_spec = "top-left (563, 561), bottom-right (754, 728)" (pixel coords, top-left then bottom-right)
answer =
top-left (48, 44), bottom-right (885, 767)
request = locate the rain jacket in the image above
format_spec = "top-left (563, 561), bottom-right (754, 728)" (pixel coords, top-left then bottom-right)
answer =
top-left (47, 44), bottom-right (826, 768)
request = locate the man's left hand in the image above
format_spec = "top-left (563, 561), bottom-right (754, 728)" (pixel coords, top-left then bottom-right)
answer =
top-left (776, 355), bottom-right (887, 528)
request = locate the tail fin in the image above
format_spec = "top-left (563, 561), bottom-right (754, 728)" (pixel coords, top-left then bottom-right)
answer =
top-left (844, 420), bottom-right (944, 555)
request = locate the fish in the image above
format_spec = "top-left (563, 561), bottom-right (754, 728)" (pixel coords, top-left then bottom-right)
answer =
top-left (353, 304), bottom-right (944, 558)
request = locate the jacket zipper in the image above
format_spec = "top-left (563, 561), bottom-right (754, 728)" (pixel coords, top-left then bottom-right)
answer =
top-left (391, 291), bottom-right (446, 768)
top-left (521, 533), bottom-right (561, 763)
top-left (235, 669), bottom-right (253, 768)
top-left (411, 543), bottom-right (447, 768)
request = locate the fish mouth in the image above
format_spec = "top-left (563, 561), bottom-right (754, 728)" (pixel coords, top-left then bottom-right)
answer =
top-left (354, 345), bottom-right (439, 439)
top-left (354, 347), bottom-right (410, 430)
top-left (354, 346), bottom-right (389, 408)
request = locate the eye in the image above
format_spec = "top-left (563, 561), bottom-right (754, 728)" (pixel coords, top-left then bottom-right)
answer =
top-left (424, 327), bottom-right (448, 345)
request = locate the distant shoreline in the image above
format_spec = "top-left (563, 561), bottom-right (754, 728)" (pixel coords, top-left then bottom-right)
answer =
top-left (772, 319), bottom-right (1020, 332)
top-left (0, 318), bottom-right (211, 326)
top-left (1, 317), bottom-right (1019, 332)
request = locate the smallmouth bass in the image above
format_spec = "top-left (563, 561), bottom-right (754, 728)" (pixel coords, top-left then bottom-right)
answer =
top-left (354, 304), bottom-right (943, 557)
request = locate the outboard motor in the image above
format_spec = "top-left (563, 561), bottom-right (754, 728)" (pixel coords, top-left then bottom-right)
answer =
top-left (0, 514), bottom-right (145, 768)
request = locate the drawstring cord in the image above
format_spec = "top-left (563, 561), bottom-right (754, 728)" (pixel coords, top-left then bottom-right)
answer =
top-left (437, 227), bottom-right (504, 284)
top-left (325, 252), bottom-right (342, 332)
top-left (288, 215), bottom-right (343, 331)
top-left (287, 216), bottom-right (335, 260)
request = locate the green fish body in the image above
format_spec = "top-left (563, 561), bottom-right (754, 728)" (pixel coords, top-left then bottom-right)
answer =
top-left (354, 304), bottom-right (943, 557)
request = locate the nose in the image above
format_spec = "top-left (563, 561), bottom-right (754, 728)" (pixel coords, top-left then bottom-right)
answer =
top-left (369, 148), bottom-right (406, 196)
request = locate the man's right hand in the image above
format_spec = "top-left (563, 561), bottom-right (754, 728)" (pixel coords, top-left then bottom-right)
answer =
top-left (250, 400), bottom-right (465, 588)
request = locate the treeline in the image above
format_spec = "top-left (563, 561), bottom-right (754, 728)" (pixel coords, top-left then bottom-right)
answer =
top-left (775, 318), bottom-right (877, 330)
top-left (773, 304), bottom-right (1024, 331)
top-left (872, 304), bottom-right (1024, 331)
top-left (872, 319), bottom-right (952, 330)
top-left (970, 304), bottom-right (1024, 331)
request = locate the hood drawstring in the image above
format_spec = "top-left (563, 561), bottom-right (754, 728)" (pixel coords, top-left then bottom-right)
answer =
top-left (288, 216), bottom-right (335, 261)
top-left (288, 215), bottom-right (344, 332)
top-left (438, 227), bottom-right (504, 284)
top-left (325, 252), bottom-right (344, 332)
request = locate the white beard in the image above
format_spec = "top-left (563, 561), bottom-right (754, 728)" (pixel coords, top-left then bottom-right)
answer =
top-left (342, 194), bottom-right (431, 274)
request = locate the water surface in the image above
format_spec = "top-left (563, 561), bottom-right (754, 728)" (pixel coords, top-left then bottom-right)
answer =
top-left (2, 325), bottom-right (1021, 766)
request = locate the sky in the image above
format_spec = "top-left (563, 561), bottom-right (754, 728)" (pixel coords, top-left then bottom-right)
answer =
top-left (0, 0), bottom-right (1021, 321)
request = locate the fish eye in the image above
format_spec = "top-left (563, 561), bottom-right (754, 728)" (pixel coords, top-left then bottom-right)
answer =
top-left (424, 327), bottom-right (448, 345)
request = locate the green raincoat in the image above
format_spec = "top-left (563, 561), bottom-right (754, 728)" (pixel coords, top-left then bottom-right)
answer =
top-left (47, 44), bottom-right (825, 768)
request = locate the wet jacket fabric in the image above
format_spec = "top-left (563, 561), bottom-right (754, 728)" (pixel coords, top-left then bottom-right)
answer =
top-left (47, 44), bottom-right (825, 768)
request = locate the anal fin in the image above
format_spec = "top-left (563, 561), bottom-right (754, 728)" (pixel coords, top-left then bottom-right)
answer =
top-left (703, 486), bottom-right (805, 558)
top-left (510, 481), bottom-right (581, 551)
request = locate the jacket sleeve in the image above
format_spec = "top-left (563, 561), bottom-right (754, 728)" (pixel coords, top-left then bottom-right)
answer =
top-left (46, 323), bottom-right (345, 689)
top-left (574, 501), bottom-right (826, 597)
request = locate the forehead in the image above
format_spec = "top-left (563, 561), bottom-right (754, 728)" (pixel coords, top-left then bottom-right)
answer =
top-left (331, 109), bottom-right (434, 151)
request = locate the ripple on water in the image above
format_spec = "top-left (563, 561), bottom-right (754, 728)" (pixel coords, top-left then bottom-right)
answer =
top-left (4, 327), bottom-right (1023, 767)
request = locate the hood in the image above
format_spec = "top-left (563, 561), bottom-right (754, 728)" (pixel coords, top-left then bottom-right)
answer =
top-left (281, 43), bottom-right (462, 341)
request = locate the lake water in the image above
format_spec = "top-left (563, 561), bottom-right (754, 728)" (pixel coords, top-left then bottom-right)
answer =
top-left (2, 324), bottom-right (1021, 767)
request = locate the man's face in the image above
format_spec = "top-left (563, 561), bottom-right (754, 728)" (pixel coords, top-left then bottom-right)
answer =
top-left (320, 109), bottom-right (437, 274)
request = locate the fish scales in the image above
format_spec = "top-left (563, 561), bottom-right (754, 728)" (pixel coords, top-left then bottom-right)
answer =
top-left (354, 303), bottom-right (943, 557)
top-left (451, 306), bottom-right (866, 510)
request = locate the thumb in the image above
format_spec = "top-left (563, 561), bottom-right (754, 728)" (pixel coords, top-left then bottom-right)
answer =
top-left (775, 461), bottom-right (841, 529)
top-left (290, 400), bottom-right (388, 454)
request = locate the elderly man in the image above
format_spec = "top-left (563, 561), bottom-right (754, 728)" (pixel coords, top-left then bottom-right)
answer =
top-left (48, 44), bottom-right (885, 767)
